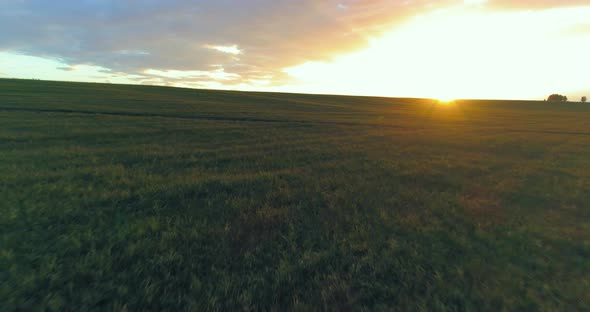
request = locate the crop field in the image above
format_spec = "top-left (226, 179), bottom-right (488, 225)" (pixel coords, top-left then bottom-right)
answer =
top-left (1, 78), bottom-right (589, 310)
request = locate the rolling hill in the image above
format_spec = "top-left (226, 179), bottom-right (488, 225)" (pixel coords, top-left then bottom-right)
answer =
top-left (1, 78), bottom-right (589, 310)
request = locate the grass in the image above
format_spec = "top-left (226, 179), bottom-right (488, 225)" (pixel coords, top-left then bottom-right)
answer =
top-left (1, 78), bottom-right (589, 311)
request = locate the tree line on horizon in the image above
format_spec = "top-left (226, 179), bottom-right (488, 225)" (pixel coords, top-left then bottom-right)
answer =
top-left (547, 94), bottom-right (568, 102)
top-left (546, 94), bottom-right (588, 103)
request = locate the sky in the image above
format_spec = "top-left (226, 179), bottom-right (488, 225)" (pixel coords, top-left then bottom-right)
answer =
top-left (1, 0), bottom-right (589, 100)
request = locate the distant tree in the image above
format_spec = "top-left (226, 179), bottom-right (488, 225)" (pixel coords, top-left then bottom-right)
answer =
top-left (547, 94), bottom-right (568, 102)
top-left (582, 96), bottom-right (587, 103)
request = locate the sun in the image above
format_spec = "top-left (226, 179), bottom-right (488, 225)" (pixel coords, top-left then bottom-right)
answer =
top-left (437, 97), bottom-right (455, 104)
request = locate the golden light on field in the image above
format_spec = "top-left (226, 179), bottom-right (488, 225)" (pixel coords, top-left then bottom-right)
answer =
top-left (284, 6), bottom-right (590, 100)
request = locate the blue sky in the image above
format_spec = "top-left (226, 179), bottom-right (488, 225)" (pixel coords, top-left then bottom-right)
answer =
top-left (1, 0), bottom-right (589, 99)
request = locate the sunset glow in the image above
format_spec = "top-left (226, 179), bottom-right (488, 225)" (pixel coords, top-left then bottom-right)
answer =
top-left (284, 6), bottom-right (590, 100)
top-left (437, 97), bottom-right (456, 104)
top-left (1, 1), bottom-right (589, 100)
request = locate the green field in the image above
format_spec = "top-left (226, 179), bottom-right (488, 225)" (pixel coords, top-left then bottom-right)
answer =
top-left (1, 78), bottom-right (589, 310)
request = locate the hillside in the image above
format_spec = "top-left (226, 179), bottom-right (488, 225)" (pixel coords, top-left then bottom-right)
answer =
top-left (1, 79), bottom-right (589, 310)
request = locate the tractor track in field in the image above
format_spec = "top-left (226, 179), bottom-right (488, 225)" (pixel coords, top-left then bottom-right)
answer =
top-left (3, 106), bottom-right (590, 136)
top-left (0, 106), bottom-right (408, 129)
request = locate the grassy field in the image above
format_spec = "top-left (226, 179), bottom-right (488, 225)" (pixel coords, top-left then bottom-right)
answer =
top-left (1, 78), bottom-right (589, 311)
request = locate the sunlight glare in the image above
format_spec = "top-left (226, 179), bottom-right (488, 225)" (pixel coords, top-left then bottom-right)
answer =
top-left (284, 6), bottom-right (590, 100)
top-left (437, 97), bottom-right (455, 104)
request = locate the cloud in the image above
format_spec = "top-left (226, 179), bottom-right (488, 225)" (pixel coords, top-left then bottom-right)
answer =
top-left (0, 0), bottom-right (588, 90)
top-left (206, 45), bottom-right (242, 55)
top-left (490, 0), bottom-right (590, 10)
top-left (0, 0), bottom-right (453, 87)
top-left (464, 0), bottom-right (487, 5)
top-left (144, 68), bottom-right (240, 81)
